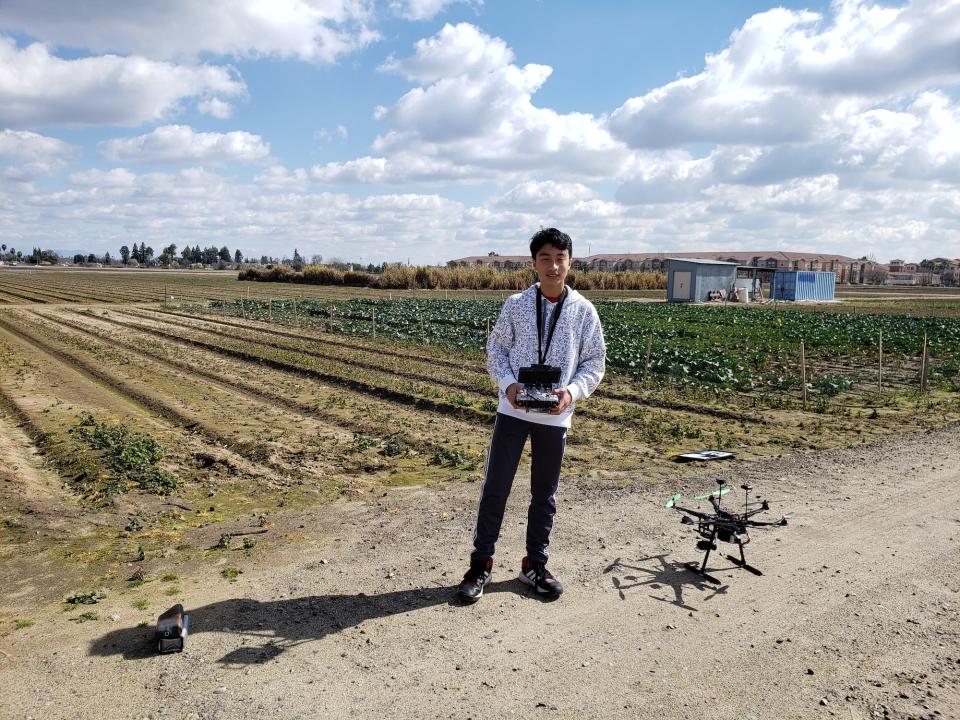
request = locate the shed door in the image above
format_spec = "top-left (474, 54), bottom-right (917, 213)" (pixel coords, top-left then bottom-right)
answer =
top-left (673, 271), bottom-right (691, 300)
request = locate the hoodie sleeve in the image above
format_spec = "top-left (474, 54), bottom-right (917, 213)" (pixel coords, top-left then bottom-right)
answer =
top-left (487, 297), bottom-right (518, 392)
top-left (566, 304), bottom-right (606, 402)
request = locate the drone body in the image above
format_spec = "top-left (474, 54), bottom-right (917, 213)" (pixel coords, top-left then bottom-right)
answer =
top-left (667, 478), bottom-right (789, 584)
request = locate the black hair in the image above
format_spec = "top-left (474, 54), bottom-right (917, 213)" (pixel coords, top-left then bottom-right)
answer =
top-left (529, 227), bottom-right (573, 258)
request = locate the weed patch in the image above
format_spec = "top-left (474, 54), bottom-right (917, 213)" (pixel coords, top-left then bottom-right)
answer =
top-left (69, 413), bottom-right (178, 496)
top-left (221, 567), bottom-right (242, 582)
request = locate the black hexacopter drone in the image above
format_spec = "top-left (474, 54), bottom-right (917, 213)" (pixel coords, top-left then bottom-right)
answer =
top-left (666, 477), bottom-right (789, 584)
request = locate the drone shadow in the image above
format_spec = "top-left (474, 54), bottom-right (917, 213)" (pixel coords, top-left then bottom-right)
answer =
top-left (603, 555), bottom-right (729, 612)
top-left (88, 579), bottom-right (521, 665)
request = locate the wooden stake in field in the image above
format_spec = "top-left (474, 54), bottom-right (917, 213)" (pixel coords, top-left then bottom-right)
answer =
top-left (878, 330), bottom-right (883, 394)
top-left (372, 308), bottom-right (377, 338)
top-left (920, 332), bottom-right (929, 392)
top-left (800, 341), bottom-right (807, 407)
top-left (293, 296), bottom-right (299, 328)
top-left (485, 317), bottom-right (490, 342)
top-left (239, 294), bottom-right (246, 320)
top-left (268, 297), bottom-right (273, 322)
top-left (644, 335), bottom-right (653, 377)
top-left (419, 311), bottom-right (427, 344)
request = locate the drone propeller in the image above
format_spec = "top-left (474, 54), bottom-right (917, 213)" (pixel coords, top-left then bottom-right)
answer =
top-left (665, 493), bottom-right (681, 508)
top-left (694, 487), bottom-right (730, 501)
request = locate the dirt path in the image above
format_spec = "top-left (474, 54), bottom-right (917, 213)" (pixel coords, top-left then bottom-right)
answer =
top-left (1, 427), bottom-right (959, 720)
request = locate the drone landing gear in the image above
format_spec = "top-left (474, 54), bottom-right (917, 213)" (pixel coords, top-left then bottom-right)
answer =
top-left (725, 542), bottom-right (763, 577)
top-left (684, 531), bottom-right (763, 583)
top-left (683, 530), bottom-right (722, 584)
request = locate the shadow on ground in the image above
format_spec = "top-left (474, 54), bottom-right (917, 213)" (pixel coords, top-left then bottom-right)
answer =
top-left (604, 554), bottom-right (729, 612)
top-left (89, 579), bottom-right (524, 664)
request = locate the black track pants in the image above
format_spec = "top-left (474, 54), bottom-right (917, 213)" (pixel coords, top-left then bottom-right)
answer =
top-left (470, 412), bottom-right (567, 566)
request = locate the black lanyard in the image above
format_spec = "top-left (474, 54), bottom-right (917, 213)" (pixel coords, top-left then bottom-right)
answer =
top-left (535, 286), bottom-right (567, 365)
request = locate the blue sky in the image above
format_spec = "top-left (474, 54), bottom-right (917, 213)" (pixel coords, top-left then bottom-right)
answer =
top-left (1, 0), bottom-right (958, 264)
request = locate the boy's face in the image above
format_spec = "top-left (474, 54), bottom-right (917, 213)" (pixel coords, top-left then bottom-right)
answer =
top-left (532, 243), bottom-right (571, 290)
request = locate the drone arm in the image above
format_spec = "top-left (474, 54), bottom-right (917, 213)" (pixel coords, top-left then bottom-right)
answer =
top-left (746, 517), bottom-right (788, 527)
top-left (673, 504), bottom-right (713, 520)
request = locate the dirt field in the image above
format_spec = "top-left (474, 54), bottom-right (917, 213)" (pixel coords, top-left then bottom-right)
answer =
top-left (1, 271), bottom-right (958, 719)
top-left (1, 425), bottom-right (958, 720)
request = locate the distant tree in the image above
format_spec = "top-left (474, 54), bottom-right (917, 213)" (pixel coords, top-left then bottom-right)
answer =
top-left (144, 245), bottom-right (154, 262)
top-left (291, 248), bottom-right (304, 271)
top-left (87, 253), bottom-right (97, 263)
top-left (120, 245), bottom-right (131, 263)
top-left (234, 249), bottom-right (243, 264)
top-left (73, 254), bottom-right (85, 264)
top-left (104, 251), bottom-right (112, 265)
top-left (159, 243), bottom-right (177, 266)
top-left (218, 245), bottom-right (231, 263)
top-left (202, 246), bottom-right (219, 265)
top-left (260, 255), bottom-right (269, 265)
top-left (864, 264), bottom-right (889, 285)
top-left (310, 254), bottom-right (324, 265)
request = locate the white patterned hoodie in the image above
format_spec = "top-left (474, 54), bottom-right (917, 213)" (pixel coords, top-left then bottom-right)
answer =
top-left (487, 283), bottom-right (606, 428)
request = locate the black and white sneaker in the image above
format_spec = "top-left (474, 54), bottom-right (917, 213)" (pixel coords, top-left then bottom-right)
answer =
top-left (519, 556), bottom-right (563, 597)
top-left (458, 557), bottom-right (493, 603)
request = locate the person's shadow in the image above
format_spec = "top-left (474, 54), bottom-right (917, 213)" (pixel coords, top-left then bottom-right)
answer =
top-left (603, 555), bottom-right (729, 612)
top-left (90, 580), bottom-right (520, 664)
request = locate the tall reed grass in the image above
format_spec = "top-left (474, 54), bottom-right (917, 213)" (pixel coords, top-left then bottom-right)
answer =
top-left (239, 264), bottom-right (666, 291)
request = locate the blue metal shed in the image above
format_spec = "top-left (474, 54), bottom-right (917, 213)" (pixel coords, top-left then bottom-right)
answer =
top-left (771, 271), bottom-right (836, 301)
top-left (666, 258), bottom-right (738, 303)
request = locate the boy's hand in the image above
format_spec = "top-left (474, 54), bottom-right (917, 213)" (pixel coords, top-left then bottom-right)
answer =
top-left (549, 387), bottom-right (573, 415)
top-left (506, 383), bottom-right (522, 409)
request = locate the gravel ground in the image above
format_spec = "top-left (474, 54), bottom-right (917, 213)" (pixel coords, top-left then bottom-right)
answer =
top-left (2, 425), bottom-right (959, 720)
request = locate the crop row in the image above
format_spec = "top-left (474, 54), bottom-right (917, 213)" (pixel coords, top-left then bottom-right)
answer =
top-left (73, 308), bottom-right (489, 460)
top-left (195, 296), bottom-right (960, 395)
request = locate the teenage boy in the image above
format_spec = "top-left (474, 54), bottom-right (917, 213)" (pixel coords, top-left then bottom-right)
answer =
top-left (458, 228), bottom-right (606, 602)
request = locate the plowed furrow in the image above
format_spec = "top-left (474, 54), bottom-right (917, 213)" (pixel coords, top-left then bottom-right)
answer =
top-left (149, 307), bottom-right (479, 372)
top-left (0, 284), bottom-right (50, 303)
top-left (0, 312), bottom-right (290, 472)
top-left (54, 309), bottom-right (472, 457)
top-left (0, 281), bottom-right (91, 303)
top-left (98, 308), bottom-right (496, 425)
top-left (128, 308), bottom-right (492, 396)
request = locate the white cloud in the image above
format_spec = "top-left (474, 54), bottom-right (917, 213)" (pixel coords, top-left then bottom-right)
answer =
top-left (0, 129), bottom-right (76, 182)
top-left (609, 0), bottom-right (960, 149)
top-left (315, 125), bottom-right (349, 143)
top-left (254, 165), bottom-right (309, 189)
top-left (198, 98), bottom-right (234, 119)
top-left (0, 0), bottom-right (379, 63)
top-left (68, 168), bottom-right (137, 188)
top-left (100, 125), bottom-right (270, 164)
top-left (371, 23), bottom-right (629, 179)
top-left (494, 181), bottom-right (596, 208)
top-left (379, 22), bottom-right (510, 82)
top-left (0, 36), bottom-right (245, 128)
top-left (310, 153), bottom-right (498, 184)
top-left (391, 0), bottom-right (482, 21)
